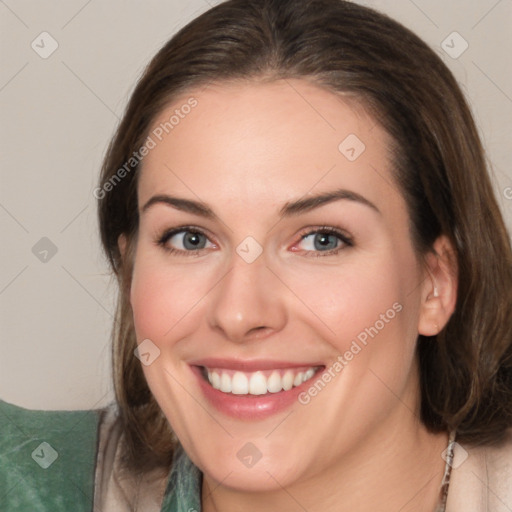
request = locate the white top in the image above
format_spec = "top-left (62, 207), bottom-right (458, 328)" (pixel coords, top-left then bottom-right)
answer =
top-left (446, 430), bottom-right (512, 511)
top-left (93, 403), bottom-right (512, 511)
top-left (93, 403), bottom-right (170, 511)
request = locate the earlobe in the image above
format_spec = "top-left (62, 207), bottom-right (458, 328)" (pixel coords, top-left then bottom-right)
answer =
top-left (418, 235), bottom-right (458, 337)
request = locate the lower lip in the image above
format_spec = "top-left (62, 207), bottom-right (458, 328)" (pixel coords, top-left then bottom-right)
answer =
top-left (190, 365), bottom-right (323, 420)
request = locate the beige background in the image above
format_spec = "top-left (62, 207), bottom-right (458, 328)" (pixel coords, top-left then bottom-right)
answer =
top-left (1, 0), bottom-right (511, 410)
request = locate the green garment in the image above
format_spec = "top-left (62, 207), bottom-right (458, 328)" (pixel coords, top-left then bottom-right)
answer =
top-left (0, 400), bottom-right (202, 512)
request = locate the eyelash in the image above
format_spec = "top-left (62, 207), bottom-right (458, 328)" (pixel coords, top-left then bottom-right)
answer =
top-left (297, 226), bottom-right (353, 257)
top-left (155, 225), bottom-right (353, 258)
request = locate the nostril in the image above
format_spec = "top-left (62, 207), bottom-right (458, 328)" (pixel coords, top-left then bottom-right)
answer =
top-left (246, 326), bottom-right (271, 339)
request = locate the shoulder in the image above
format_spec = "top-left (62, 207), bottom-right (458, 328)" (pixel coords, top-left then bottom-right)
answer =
top-left (0, 398), bottom-right (106, 512)
top-left (93, 403), bottom-right (171, 512)
top-left (446, 428), bottom-right (512, 512)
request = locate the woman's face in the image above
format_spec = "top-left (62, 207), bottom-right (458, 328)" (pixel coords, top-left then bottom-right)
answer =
top-left (126, 79), bottom-right (434, 490)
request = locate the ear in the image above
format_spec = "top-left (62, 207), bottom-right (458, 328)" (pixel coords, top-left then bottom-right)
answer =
top-left (418, 235), bottom-right (458, 336)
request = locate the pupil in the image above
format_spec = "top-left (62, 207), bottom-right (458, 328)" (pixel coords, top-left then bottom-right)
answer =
top-left (315, 233), bottom-right (337, 250)
top-left (184, 232), bottom-right (204, 249)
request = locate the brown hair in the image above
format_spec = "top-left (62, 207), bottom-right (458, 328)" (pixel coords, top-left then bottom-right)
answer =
top-left (97, 0), bottom-right (512, 472)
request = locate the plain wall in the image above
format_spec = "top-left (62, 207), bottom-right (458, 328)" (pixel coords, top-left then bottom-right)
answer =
top-left (1, 0), bottom-right (511, 410)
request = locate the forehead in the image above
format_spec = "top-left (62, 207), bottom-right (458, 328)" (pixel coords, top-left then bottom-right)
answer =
top-left (138, 78), bottom-right (400, 215)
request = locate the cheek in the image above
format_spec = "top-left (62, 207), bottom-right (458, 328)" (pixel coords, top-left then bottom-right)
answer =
top-left (287, 251), bottom-right (422, 402)
top-left (129, 255), bottom-right (201, 343)
top-left (288, 256), bottom-right (410, 344)
top-left (130, 265), bottom-right (173, 341)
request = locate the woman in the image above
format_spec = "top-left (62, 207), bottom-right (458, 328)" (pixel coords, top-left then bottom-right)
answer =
top-left (2, 0), bottom-right (511, 511)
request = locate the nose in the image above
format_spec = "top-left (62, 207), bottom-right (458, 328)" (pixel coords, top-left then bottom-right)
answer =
top-left (207, 249), bottom-right (287, 343)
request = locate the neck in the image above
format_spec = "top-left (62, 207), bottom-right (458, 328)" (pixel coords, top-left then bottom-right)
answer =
top-left (202, 410), bottom-right (449, 512)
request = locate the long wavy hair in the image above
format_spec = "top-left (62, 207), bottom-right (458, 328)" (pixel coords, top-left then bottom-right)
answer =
top-left (97, 0), bottom-right (512, 473)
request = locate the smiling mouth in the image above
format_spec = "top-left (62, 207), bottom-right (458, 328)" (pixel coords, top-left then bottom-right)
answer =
top-left (199, 366), bottom-right (323, 396)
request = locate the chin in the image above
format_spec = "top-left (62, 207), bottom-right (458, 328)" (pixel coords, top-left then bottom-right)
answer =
top-left (202, 457), bottom-right (303, 493)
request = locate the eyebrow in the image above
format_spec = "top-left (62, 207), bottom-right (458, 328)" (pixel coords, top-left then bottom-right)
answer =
top-left (141, 188), bottom-right (380, 218)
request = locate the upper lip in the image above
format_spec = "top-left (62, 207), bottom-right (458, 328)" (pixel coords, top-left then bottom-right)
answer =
top-left (189, 358), bottom-right (324, 372)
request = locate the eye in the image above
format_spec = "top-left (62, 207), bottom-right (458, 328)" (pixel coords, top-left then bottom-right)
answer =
top-left (294, 227), bottom-right (353, 257)
top-left (156, 227), bottom-right (215, 255)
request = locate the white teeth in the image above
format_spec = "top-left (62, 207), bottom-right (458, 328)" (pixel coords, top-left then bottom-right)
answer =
top-left (267, 371), bottom-right (282, 393)
top-left (211, 371), bottom-right (221, 390)
top-left (220, 372), bottom-right (232, 393)
top-left (293, 372), bottom-right (304, 387)
top-left (282, 370), bottom-right (294, 391)
top-left (231, 371), bottom-right (249, 394)
top-left (249, 372), bottom-right (267, 395)
top-left (304, 368), bottom-right (315, 381)
top-left (205, 366), bottom-right (319, 395)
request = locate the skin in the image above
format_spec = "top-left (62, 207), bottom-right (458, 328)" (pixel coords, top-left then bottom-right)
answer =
top-left (119, 78), bottom-right (458, 512)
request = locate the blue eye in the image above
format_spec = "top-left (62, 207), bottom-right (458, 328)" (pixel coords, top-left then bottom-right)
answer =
top-left (297, 227), bottom-right (353, 256)
top-left (157, 228), bottom-right (213, 255)
top-left (156, 225), bottom-right (353, 257)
